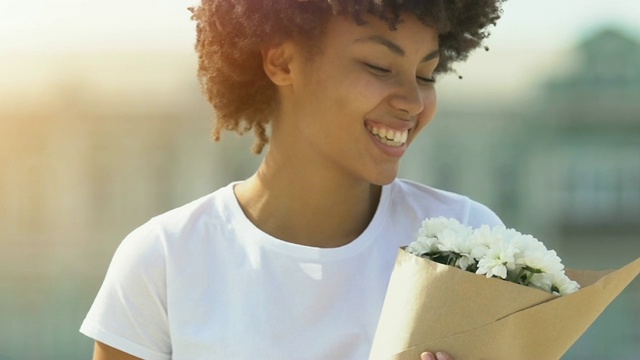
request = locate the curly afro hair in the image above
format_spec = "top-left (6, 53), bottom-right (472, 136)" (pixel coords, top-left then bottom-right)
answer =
top-left (190, 0), bottom-right (505, 153)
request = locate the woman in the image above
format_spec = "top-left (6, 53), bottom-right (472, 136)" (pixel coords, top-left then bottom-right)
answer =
top-left (81, 1), bottom-right (506, 359)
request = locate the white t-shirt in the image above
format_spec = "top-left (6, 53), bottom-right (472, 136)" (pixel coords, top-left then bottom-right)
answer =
top-left (80, 179), bottom-right (502, 360)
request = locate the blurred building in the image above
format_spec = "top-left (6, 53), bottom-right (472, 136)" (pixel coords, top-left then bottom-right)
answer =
top-left (0, 53), bottom-right (262, 359)
top-left (523, 29), bottom-right (640, 358)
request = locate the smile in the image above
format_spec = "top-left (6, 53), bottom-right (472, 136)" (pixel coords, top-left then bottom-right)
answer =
top-left (366, 124), bottom-right (409, 147)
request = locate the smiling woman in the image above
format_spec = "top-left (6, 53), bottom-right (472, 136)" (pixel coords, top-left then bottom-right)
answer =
top-left (190, 0), bottom-right (503, 154)
top-left (79, 1), bottom-right (506, 360)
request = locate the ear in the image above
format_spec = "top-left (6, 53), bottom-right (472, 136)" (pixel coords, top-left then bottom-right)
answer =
top-left (262, 42), bottom-right (296, 86)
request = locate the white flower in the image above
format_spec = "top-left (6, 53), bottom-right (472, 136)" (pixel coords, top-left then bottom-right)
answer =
top-left (419, 217), bottom-right (470, 239)
top-left (437, 228), bottom-right (467, 253)
top-left (517, 248), bottom-right (565, 275)
top-left (511, 234), bottom-right (548, 255)
top-left (467, 225), bottom-right (492, 260)
top-left (409, 217), bottom-right (473, 264)
top-left (549, 271), bottom-right (581, 295)
top-left (522, 269), bottom-right (580, 295)
top-left (473, 225), bottom-right (523, 278)
top-left (492, 226), bottom-right (525, 247)
top-left (456, 255), bottom-right (475, 271)
top-left (407, 236), bottom-right (438, 256)
top-left (527, 272), bottom-right (553, 293)
top-left (476, 241), bottom-right (518, 279)
top-left (437, 228), bottom-right (478, 270)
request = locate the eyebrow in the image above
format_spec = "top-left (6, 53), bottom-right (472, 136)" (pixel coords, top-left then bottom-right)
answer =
top-left (354, 35), bottom-right (440, 62)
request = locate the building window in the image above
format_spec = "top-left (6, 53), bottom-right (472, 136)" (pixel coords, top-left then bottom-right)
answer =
top-left (560, 148), bottom-right (640, 231)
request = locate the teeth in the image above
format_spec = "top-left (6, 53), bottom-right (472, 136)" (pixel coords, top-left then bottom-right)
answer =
top-left (386, 130), bottom-right (395, 141)
top-left (367, 124), bottom-right (409, 147)
top-left (380, 137), bottom-right (402, 147)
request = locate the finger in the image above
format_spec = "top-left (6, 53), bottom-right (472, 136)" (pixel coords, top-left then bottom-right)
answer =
top-left (436, 352), bottom-right (452, 360)
top-left (420, 352), bottom-right (436, 360)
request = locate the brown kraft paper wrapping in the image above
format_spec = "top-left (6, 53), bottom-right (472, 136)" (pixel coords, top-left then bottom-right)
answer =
top-left (369, 248), bottom-right (640, 360)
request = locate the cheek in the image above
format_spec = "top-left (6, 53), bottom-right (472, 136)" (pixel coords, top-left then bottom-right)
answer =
top-left (420, 89), bottom-right (438, 126)
top-left (348, 76), bottom-right (396, 108)
top-left (330, 75), bottom-right (389, 115)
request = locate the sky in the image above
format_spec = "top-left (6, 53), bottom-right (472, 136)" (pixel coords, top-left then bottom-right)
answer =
top-left (1, 0), bottom-right (639, 100)
top-left (1, 0), bottom-right (639, 53)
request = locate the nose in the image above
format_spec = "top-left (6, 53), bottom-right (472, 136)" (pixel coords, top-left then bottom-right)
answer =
top-left (388, 79), bottom-right (425, 116)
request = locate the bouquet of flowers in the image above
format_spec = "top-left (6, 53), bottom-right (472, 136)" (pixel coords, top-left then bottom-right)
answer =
top-left (369, 217), bottom-right (640, 360)
top-left (406, 217), bottom-right (579, 296)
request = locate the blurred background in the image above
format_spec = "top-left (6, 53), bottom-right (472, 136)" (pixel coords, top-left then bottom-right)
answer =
top-left (1, 0), bottom-right (639, 358)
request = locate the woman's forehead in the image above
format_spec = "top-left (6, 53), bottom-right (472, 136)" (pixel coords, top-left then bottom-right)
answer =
top-left (319, 13), bottom-right (439, 53)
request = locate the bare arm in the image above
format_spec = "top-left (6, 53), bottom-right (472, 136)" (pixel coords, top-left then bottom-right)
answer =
top-left (93, 341), bottom-right (141, 360)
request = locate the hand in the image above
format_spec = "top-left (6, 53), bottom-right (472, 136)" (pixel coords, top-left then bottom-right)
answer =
top-left (420, 352), bottom-right (452, 360)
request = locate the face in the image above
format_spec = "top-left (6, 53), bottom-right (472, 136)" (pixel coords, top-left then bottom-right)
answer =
top-left (271, 13), bottom-right (439, 186)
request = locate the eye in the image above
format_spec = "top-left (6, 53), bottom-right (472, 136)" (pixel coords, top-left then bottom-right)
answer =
top-left (417, 75), bottom-right (436, 85)
top-left (364, 63), bottom-right (391, 75)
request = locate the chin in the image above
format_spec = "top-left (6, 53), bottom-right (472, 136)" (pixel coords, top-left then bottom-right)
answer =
top-left (368, 170), bottom-right (399, 186)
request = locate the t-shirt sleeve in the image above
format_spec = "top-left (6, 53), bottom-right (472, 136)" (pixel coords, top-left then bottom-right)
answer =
top-left (80, 220), bottom-right (171, 360)
top-left (465, 199), bottom-right (504, 229)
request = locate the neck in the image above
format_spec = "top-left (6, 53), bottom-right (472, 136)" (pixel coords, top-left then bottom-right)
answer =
top-left (234, 149), bottom-right (383, 248)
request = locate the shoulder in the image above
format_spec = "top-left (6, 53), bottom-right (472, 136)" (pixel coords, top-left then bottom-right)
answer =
top-left (151, 182), bottom-right (237, 234)
top-left (387, 178), bottom-right (503, 228)
top-left (113, 182), bottom-right (238, 263)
